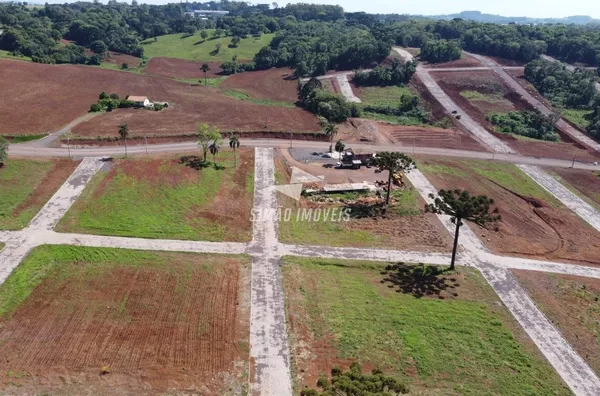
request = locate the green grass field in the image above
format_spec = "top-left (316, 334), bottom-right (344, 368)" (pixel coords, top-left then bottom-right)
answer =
top-left (283, 257), bottom-right (569, 394)
top-left (0, 50), bottom-right (31, 62)
top-left (141, 30), bottom-right (274, 62)
top-left (460, 90), bottom-right (504, 103)
top-left (223, 89), bottom-right (296, 107)
top-left (57, 152), bottom-right (254, 241)
top-left (278, 187), bottom-right (421, 247)
top-left (560, 108), bottom-right (593, 130)
top-left (176, 76), bottom-right (229, 87)
top-left (0, 159), bottom-right (56, 230)
top-left (419, 158), bottom-right (562, 207)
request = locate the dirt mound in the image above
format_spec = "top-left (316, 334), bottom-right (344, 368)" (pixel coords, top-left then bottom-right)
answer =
top-left (220, 67), bottom-right (299, 102)
top-left (145, 57), bottom-right (223, 79)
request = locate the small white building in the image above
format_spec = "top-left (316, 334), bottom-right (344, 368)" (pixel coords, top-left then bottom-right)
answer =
top-left (128, 95), bottom-right (151, 107)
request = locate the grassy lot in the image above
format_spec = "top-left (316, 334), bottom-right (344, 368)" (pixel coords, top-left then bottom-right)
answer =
top-left (0, 50), bottom-right (31, 62)
top-left (418, 158), bottom-right (562, 207)
top-left (278, 187), bottom-right (421, 247)
top-left (560, 108), bottom-right (593, 130)
top-left (460, 90), bottom-right (504, 103)
top-left (57, 152), bottom-right (254, 241)
top-left (141, 30), bottom-right (274, 62)
top-left (0, 159), bottom-right (56, 230)
top-left (283, 257), bottom-right (569, 394)
top-left (96, 62), bottom-right (145, 74)
top-left (4, 134), bottom-right (48, 143)
top-left (514, 270), bottom-right (600, 377)
top-left (359, 86), bottom-right (414, 108)
top-left (223, 89), bottom-right (296, 108)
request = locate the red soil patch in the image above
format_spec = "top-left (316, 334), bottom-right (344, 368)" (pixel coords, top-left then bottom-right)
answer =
top-left (145, 57), bottom-right (223, 79)
top-left (377, 124), bottom-right (487, 151)
top-left (0, 59), bottom-right (320, 136)
top-left (513, 270), bottom-right (600, 376)
top-left (220, 67), bottom-right (299, 102)
top-left (431, 70), bottom-right (600, 161)
top-left (552, 168), bottom-right (600, 205)
top-left (11, 159), bottom-right (79, 218)
top-left (421, 53), bottom-right (483, 69)
top-left (0, 253), bottom-right (250, 395)
top-left (487, 56), bottom-right (527, 67)
top-left (420, 157), bottom-right (600, 266)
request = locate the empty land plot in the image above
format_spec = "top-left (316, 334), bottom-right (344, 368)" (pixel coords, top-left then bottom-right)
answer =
top-left (0, 59), bottom-right (319, 137)
top-left (220, 68), bottom-right (299, 102)
top-left (419, 157), bottom-right (600, 265)
top-left (421, 52), bottom-right (483, 69)
top-left (377, 123), bottom-right (486, 151)
top-left (0, 245), bottom-right (250, 395)
top-left (0, 158), bottom-right (78, 230)
top-left (432, 69), bottom-right (600, 161)
top-left (275, 159), bottom-right (452, 252)
top-left (513, 270), bottom-right (600, 377)
top-left (551, 168), bottom-right (600, 210)
top-left (142, 31), bottom-right (274, 62)
top-left (57, 150), bottom-right (254, 241)
top-left (282, 256), bottom-right (569, 394)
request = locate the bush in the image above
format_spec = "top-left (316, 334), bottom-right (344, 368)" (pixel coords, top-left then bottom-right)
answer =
top-left (300, 363), bottom-right (409, 395)
top-left (353, 59), bottom-right (418, 87)
top-left (121, 62), bottom-right (129, 69)
top-left (487, 110), bottom-right (559, 141)
top-left (90, 103), bottom-right (103, 112)
top-left (109, 93), bottom-right (120, 100)
top-left (118, 99), bottom-right (135, 108)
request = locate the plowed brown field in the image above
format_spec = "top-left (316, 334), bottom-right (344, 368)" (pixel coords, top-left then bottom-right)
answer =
top-left (377, 124), bottom-right (487, 151)
top-left (552, 168), bottom-right (600, 206)
top-left (0, 248), bottom-right (251, 395)
top-left (220, 67), bottom-right (299, 102)
top-left (431, 70), bottom-right (600, 161)
top-left (0, 59), bottom-right (319, 137)
top-left (419, 157), bottom-right (600, 266)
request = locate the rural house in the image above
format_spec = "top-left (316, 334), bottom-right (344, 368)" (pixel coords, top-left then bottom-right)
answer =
top-left (127, 95), bottom-right (151, 107)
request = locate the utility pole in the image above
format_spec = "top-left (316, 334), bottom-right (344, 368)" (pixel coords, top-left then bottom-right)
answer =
top-left (67, 134), bottom-right (71, 158)
top-left (290, 131), bottom-right (293, 149)
top-left (572, 153), bottom-right (576, 168)
top-left (145, 135), bottom-right (149, 155)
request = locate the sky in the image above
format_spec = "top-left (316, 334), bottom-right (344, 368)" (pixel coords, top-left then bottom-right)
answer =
top-left (33, 0), bottom-right (600, 19)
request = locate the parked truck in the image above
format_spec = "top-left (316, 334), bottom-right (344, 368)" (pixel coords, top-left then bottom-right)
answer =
top-left (336, 149), bottom-right (374, 169)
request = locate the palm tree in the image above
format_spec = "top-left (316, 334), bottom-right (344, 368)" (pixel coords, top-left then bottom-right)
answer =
top-left (426, 189), bottom-right (501, 270)
top-left (229, 135), bottom-right (240, 167)
top-left (372, 152), bottom-right (416, 206)
top-left (323, 122), bottom-right (339, 153)
top-left (201, 63), bottom-right (211, 86)
top-left (118, 123), bottom-right (129, 157)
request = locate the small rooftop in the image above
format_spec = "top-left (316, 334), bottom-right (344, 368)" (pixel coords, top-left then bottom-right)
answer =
top-left (128, 96), bottom-right (148, 102)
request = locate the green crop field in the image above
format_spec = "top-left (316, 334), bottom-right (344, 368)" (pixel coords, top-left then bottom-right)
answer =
top-left (57, 152), bottom-right (255, 241)
top-left (283, 256), bottom-right (569, 394)
top-left (141, 30), bottom-right (274, 62)
top-left (0, 159), bottom-right (58, 230)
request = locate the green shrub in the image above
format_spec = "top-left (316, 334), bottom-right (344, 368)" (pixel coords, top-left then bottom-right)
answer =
top-left (487, 110), bottom-right (559, 141)
top-left (90, 103), bottom-right (103, 112)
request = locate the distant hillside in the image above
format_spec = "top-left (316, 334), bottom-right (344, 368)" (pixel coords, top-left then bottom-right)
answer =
top-left (432, 11), bottom-right (600, 25)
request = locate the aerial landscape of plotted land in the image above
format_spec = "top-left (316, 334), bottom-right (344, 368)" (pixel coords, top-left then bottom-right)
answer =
top-left (2, 1), bottom-right (600, 395)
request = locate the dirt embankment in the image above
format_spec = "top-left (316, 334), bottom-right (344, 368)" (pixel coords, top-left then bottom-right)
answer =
top-left (420, 157), bottom-right (600, 266)
top-left (0, 59), bottom-right (320, 137)
top-left (421, 53), bottom-right (483, 69)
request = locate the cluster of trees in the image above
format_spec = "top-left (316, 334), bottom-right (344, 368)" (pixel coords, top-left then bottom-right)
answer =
top-left (299, 78), bottom-right (359, 123)
top-left (253, 21), bottom-right (390, 77)
top-left (220, 56), bottom-right (256, 75)
top-left (487, 111), bottom-right (560, 141)
top-left (524, 59), bottom-right (598, 109)
top-left (90, 92), bottom-right (135, 112)
top-left (353, 59), bottom-right (417, 86)
top-left (586, 98), bottom-right (600, 139)
top-left (363, 93), bottom-right (430, 125)
top-left (420, 39), bottom-right (462, 63)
